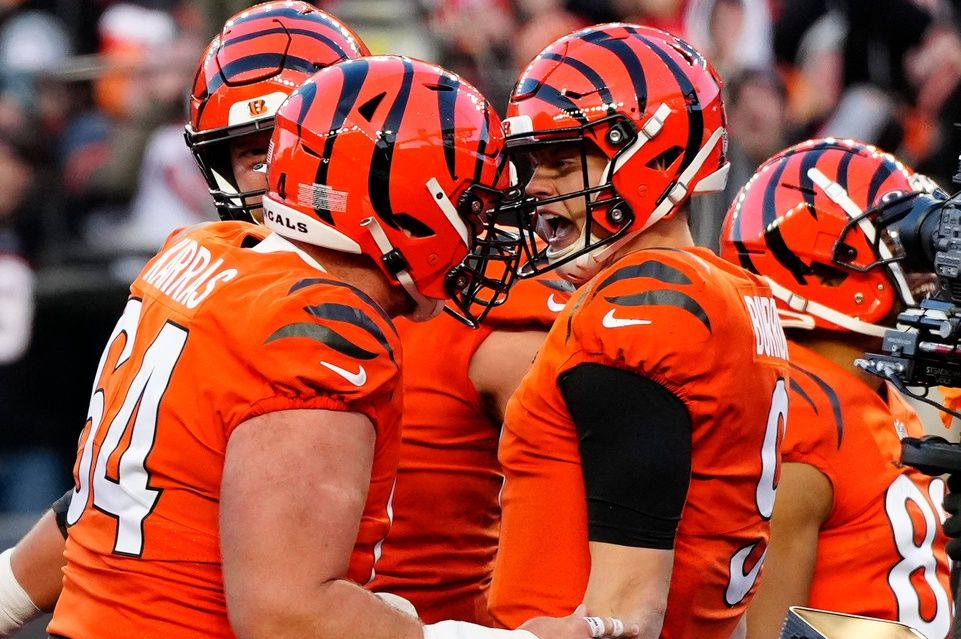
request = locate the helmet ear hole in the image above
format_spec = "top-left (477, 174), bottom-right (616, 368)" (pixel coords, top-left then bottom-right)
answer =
top-left (810, 261), bottom-right (849, 287)
top-left (277, 173), bottom-right (287, 199)
top-left (646, 146), bottom-right (684, 171)
top-left (394, 213), bottom-right (436, 238)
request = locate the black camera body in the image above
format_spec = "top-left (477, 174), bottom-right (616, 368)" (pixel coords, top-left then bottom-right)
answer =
top-left (857, 191), bottom-right (961, 474)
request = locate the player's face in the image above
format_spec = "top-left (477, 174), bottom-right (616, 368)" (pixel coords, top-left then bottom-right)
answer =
top-left (229, 130), bottom-right (272, 223)
top-left (524, 144), bottom-right (608, 251)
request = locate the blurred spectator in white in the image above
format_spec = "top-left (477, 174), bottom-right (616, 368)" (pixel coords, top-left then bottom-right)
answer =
top-left (690, 68), bottom-right (790, 250)
top-left (684, 0), bottom-right (773, 77)
top-left (0, 8), bottom-right (71, 111)
top-left (94, 124), bottom-right (212, 253)
top-left (59, 4), bottom-right (203, 253)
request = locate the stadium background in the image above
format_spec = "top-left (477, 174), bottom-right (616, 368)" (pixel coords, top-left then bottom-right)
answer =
top-left (0, 0), bottom-right (959, 635)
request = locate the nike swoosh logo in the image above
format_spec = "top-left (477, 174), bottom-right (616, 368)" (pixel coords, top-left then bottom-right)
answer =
top-left (547, 294), bottom-right (565, 313)
top-left (602, 309), bottom-right (652, 328)
top-left (320, 361), bottom-right (367, 387)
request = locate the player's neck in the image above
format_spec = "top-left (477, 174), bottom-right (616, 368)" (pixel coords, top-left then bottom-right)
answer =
top-left (290, 240), bottom-right (412, 317)
top-left (792, 331), bottom-right (885, 390)
top-left (610, 211), bottom-right (695, 262)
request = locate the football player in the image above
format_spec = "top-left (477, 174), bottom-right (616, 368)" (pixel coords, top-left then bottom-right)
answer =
top-left (720, 138), bottom-right (952, 639)
top-left (0, 6), bottom-right (586, 635)
top-left (490, 24), bottom-right (790, 639)
top-left (0, 3), bottom-right (370, 634)
top-left (42, 49), bottom-right (637, 639)
top-left (370, 274), bottom-right (574, 624)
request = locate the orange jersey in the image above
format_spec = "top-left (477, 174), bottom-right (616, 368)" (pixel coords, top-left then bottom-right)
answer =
top-left (370, 277), bottom-right (572, 623)
top-left (492, 248), bottom-right (790, 638)
top-left (49, 223), bottom-right (402, 639)
top-left (785, 342), bottom-right (952, 638)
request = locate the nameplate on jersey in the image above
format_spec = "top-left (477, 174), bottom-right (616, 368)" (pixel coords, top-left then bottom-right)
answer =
top-left (141, 236), bottom-right (238, 309)
top-left (743, 295), bottom-right (788, 360)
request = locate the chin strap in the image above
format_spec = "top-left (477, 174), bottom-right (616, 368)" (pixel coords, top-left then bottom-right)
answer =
top-left (361, 217), bottom-right (443, 322)
top-left (765, 277), bottom-right (887, 338)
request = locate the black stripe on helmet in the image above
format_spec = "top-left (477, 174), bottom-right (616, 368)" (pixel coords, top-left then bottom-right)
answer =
top-left (472, 99), bottom-right (492, 184)
top-left (265, 322), bottom-right (379, 360)
top-left (579, 27), bottom-right (647, 115)
top-left (866, 155), bottom-right (900, 208)
top-left (289, 276), bottom-right (397, 335)
top-left (763, 155), bottom-right (810, 284)
top-left (540, 52), bottom-right (615, 113)
top-left (305, 302), bottom-right (395, 363)
top-left (436, 72), bottom-right (460, 181)
top-left (312, 59), bottom-right (369, 224)
top-left (632, 31), bottom-right (703, 179)
top-left (592, 261), bottom-right (692, 298)
top-left (791, 362), bottom-right (844, 447)
top-left (368, 58), bottom-right (415, 230)
top-left (224, 26), bottom-right (352, 61)
top-left (208, 53), bottom-right (318, 95)
top-left (797, 141), bottom-right (834, 218)
top-left (835, 142), bottom-right (860, 197)
top-left (605, 289), bottom-right (712, 333)
top-left (530, 83), bottom-right (589, 125)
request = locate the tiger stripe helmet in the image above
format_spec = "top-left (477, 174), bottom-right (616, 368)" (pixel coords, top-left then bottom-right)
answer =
top-left (504, 23), bottom-right (728, 282)
top-left (262, 56), bottom-right (515, 325)
top-left (720, 138), bottom-right (935, 337)
top-left (186, 1), bottom-right (369, 222)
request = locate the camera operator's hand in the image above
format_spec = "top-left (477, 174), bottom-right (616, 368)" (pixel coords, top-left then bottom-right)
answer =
top-left (942, 472), bottom-right (961, 561)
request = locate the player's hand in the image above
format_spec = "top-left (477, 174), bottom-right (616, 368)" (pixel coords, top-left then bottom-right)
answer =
top-left (943, 472), bottom-right (961, 561)
top-left (518, 604), bottom-right (639, 639)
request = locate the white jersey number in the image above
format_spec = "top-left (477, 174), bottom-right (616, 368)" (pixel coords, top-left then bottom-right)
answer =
top-left (66, 299), bottom-right (187, 556)
top-left (725, 377), bottom-right (788, 606)
top-left (885, 474), bottom-right (951, 638)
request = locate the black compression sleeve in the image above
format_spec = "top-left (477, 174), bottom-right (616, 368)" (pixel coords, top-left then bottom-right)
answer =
top-left (559, 363), bottom-right (692, 549)
top-left (50, 489), bottom-right (72, 540)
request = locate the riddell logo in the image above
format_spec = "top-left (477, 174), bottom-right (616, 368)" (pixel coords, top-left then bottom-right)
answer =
top-left (502, 120), bottom-right (512, 135)
top-left (247, 99), bottom-right (268, 117)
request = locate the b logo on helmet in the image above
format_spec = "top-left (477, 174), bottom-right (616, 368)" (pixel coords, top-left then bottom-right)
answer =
top-left (248, 99), bottom-right (268, 117)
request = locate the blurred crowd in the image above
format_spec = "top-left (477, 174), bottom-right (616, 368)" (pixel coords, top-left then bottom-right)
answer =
top-left (1, 0), bottom-right (961, 515)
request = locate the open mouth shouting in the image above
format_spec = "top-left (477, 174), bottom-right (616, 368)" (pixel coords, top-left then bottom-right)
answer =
top-left (535, 208), bottom-right (580, 253)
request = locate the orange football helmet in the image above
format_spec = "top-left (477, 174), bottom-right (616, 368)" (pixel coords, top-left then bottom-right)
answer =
top-left (503, 23), bottom-right (729, 283)
top-left (262, 56), bottom-right (516, 325)
top-left (185, 1), bottom-right (369, 222)
top-left (720, 138), bottom-right (940, 337)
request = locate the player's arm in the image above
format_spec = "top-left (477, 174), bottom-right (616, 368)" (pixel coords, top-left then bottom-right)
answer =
top-left (745, 462), bottom-right (832, 639)
top-left (221, 407), bottom-right (424, 639)
top-left (0, 489), bottom-right (71, 636)
top-left (221, 407), bottom-right (624, 639)
top-left (560, 363), bottom-right (692, 639)
top-left (470, 329), bottom-right (547, 421)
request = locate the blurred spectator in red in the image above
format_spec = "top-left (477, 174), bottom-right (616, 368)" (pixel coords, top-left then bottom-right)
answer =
top-left (512, 0), bottom-right (585, 77)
